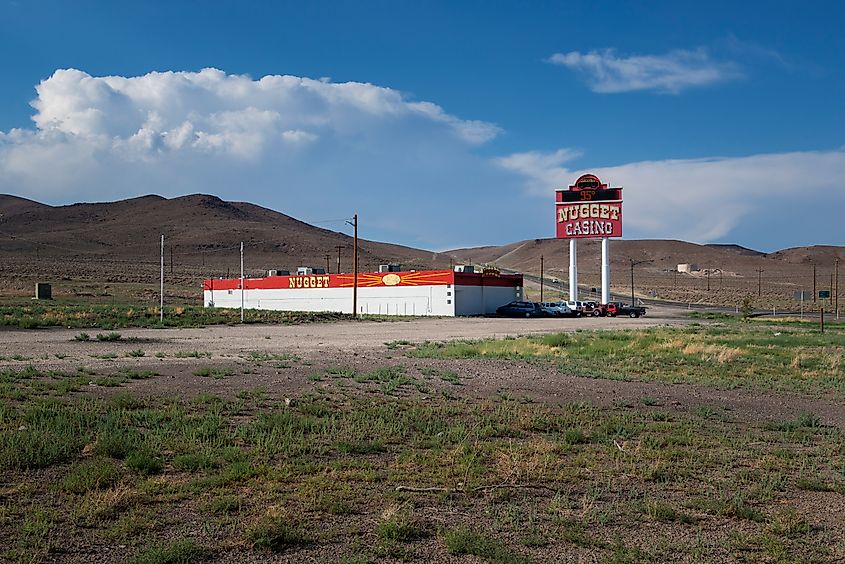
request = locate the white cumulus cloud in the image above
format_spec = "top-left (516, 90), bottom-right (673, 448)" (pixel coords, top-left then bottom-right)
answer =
top-left (548, 48), bottom-right (742, 93)
top-left (0, 68), bottom-right (511, 248)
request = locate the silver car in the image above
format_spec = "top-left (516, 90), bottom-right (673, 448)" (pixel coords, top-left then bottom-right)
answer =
top-left (540, 301), bottom-right (574, 317)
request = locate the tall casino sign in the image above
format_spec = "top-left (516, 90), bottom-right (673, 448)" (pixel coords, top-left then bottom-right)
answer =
top-left (555, 174), bottom-right (623, 239)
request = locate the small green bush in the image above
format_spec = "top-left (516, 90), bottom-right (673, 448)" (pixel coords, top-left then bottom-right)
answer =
top-left (96, 332), bottom-right (122, 342)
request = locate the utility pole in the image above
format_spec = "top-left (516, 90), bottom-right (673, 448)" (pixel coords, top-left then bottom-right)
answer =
top-left (830, 271), bottom-right (834, 311)
top-left (240, 242), bottom-right (244, 322)
top-left (324, 253), bottom-right (331, 274)
top-left (631, 260), bottom-right (636, 306)
top-left (170, 245), bottom-right (174, 275)
top-left (160, 235), bottom-right (164, 323)
top-left (813, 262), bottom-right (817, 303)
top-left (706, 269), bottom-right (711, 292)
top-left (346, 215), bottom-right (358, 317)
top-left (335, 245), bottom-right (344, 274)
top-left (757, 268), bottom-right (763, 298)
top-left (353, 215), bottom-right (358, 317)
top-left (540, 255), bottom-right (544, 303)
top-left (836, 258), bottom-right (840, 319)
top-left (630, 259), bottom-right (650, 306)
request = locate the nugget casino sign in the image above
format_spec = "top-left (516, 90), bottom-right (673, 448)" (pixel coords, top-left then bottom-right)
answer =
top-left (555, 174), bottom-right (623, 239)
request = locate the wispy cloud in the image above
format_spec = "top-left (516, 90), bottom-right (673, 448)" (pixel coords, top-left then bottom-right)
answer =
top-left (548, 47), bottom-right (742, 94)
top-left (497, 147), bottom-right (845, 249)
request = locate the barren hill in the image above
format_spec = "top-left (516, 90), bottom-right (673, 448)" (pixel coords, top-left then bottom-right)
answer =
top-left (0, 193), bottom-right (449, 278)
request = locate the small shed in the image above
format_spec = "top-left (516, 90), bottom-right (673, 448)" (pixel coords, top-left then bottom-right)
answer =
top-left (677, 263), bottom-right (700, 273)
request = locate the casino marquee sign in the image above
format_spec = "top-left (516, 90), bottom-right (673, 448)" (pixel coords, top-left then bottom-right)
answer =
top-left (555, 174), bottom-right (623, 239)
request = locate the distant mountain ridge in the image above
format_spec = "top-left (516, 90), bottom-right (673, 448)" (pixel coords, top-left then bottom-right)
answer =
top-left (1, 193), bottom-right (842, 285)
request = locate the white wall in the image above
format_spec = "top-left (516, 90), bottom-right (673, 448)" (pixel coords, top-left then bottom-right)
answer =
top-left (204, 284), bottom-right (456, 316)
top-left (453, 284), bottom-right (521, 315)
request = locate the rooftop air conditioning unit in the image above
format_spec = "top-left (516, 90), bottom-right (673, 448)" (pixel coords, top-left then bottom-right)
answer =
top-left (267, 270), bottom-right (290, 277)
top-left (297, 267), bottom-right (313, 275)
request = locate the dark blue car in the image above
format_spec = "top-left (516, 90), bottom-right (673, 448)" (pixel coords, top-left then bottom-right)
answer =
top-left (495, 301), bottom-right (545, 318)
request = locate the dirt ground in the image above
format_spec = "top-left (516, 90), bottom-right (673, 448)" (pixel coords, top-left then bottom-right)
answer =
top-left (2, 307), bottom-right (844, 563)
top-left (1, 306), bottom-right (841, 429)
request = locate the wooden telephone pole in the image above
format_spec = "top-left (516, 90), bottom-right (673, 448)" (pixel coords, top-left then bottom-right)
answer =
top-left (540, 255), bottom-right (544, 303)
top-left (346, 215), bottom-right (358, 317)
top-left (335, 245), bottom-right (344, 274)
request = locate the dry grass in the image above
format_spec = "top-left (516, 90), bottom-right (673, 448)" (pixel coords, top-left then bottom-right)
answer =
top-left (680, 343), bottom-right (745, 363)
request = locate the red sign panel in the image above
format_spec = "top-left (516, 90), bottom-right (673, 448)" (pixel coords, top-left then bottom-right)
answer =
top-left (555, 174), bottom-right (623, 239)
top-left (556, 202), bottom-right (622, 238)
top-left (202, 270), bottom-right (524, 291)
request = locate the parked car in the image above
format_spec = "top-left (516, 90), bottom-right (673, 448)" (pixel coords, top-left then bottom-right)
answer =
top-left (564, 301), bottom-right (585, 317)
top-left (593, 302), bottom-right (647, 318)
top-left (582, 301), bottom-right (599, 315)
top-left (610, 302), bottom-right (647, 318)
top-left (496, 301), bottom-right (546, 318)
top-left (540, 301), bottom-right (575, 317)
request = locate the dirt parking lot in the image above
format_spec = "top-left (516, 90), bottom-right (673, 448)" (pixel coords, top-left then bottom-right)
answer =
top-left (1, 305), bottom-right (687, 355)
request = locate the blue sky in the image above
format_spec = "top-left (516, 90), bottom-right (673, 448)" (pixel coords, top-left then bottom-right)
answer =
top-left (1, 0), bottom-right (843, 252)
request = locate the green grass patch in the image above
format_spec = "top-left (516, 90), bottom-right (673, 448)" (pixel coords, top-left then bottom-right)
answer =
top-left (407, 323), bottom-right (845, 395)
top-left (130, 538), bottom-right (204, 564)
top-left (247, 515), bottom-right (311, 551)
top-left (443, 527), bottom-right (529, 563)
top-left (0, 303), bottom-right (350, 329)
top-left (0, 384), bottom-right (842, 561)
top-left (57, 459), bottom-right (121, 494)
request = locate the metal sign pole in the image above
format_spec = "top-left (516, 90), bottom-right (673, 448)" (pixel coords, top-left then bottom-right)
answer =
top-left (601, 238), bottom-right (610, 305)
top-left (569, 239), bottom-right (577, 302)
top-left (540, 255), bottom-right (544, 303)
top-left (160, 234), bottom-right (164, 323)
top-left (240, 242), bottom-right (244, 322)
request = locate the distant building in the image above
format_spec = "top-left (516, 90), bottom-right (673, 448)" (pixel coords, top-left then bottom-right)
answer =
top-left (203, 269), bottom-right (523, 316)
top-left (677, 263), bottom-right (700, 273)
